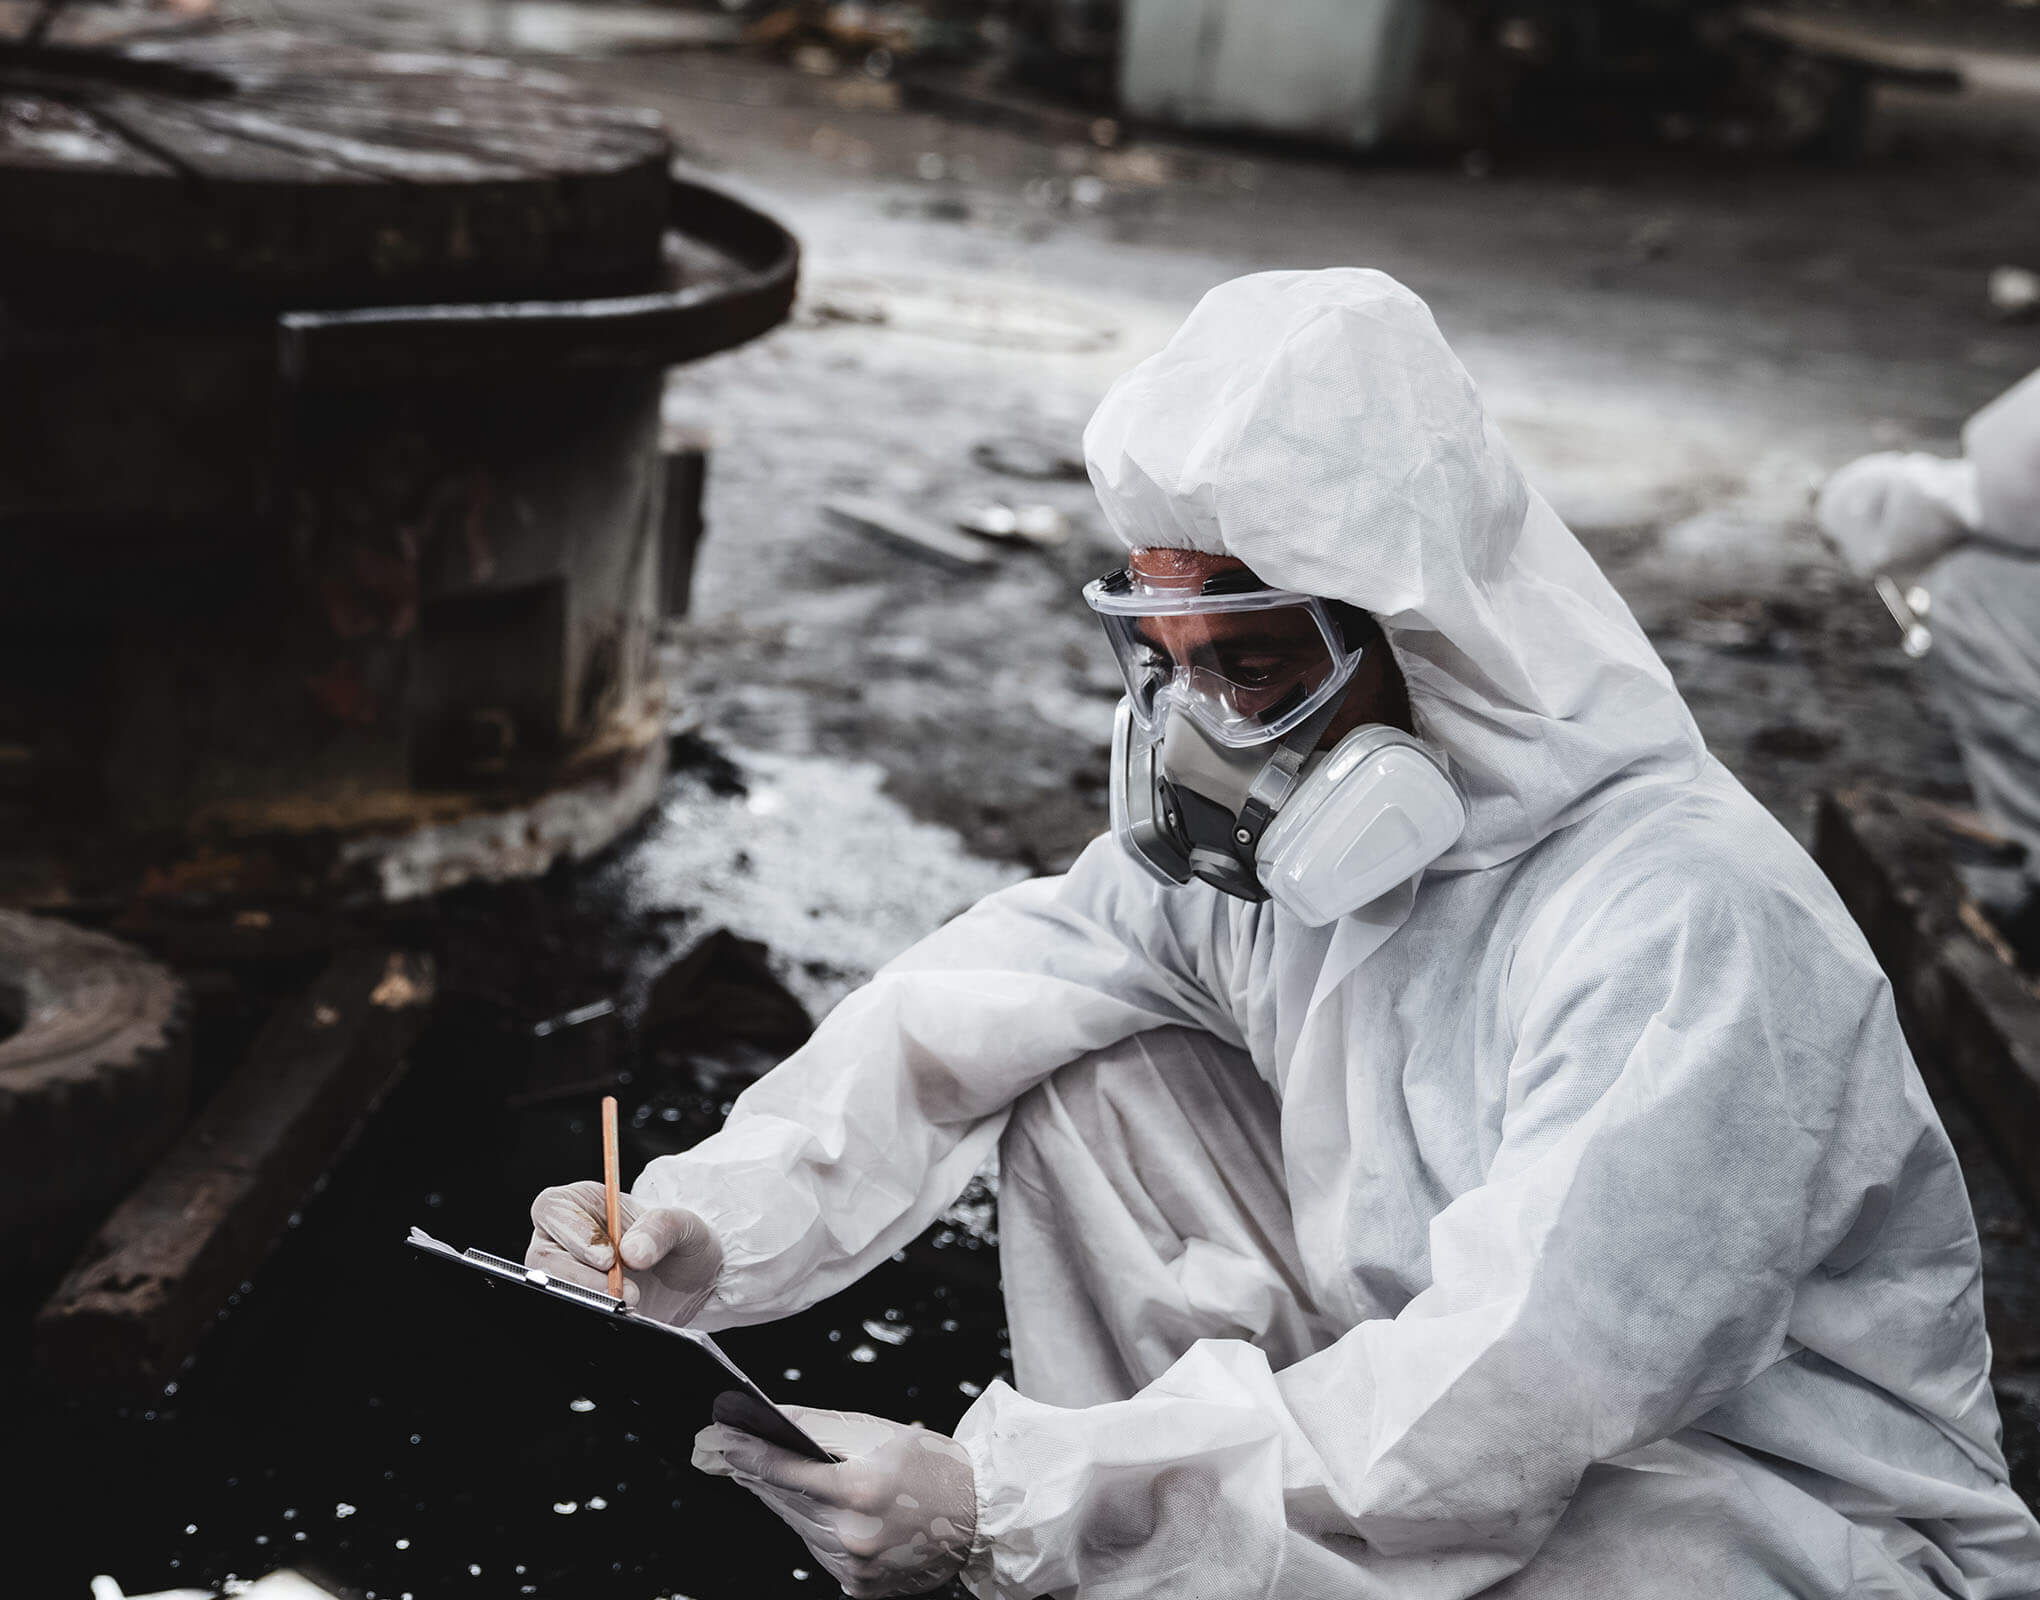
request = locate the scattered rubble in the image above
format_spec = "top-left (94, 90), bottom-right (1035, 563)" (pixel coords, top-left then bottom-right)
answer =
top-left (971, 433), bottom-right (1088, 482)
top-left (1993, 266), bottom-right (2040, 323)
top-left (805, 273), bottom-right (1118, 352)
top-left (1818, 790), bottom-right (2040, 1213)
top-left (640, 926), bottom-right (815, 1063)
top-left (955, 500), bottom-right (1072, 546)
top-left (324, 0), bottom-right (747, 57)
top-left (512, 997), bottom-right (625, 1109)
top-left (0, 913), bottom-right (191, 1284)
top-left (34, 950), bottom-right (435, 1386)
top-left (1749, 720), bottom-right (1842, 760)
top-left (695, 0), bottom-right (1972, 159)
top-left (740, 0), bottom-right (993, 78)
top-left (825, 494), bottom-right (999, 570)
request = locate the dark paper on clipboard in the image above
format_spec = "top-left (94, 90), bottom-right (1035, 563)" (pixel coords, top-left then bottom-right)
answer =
top-left (407, 1227), bottom-right (836, 1463)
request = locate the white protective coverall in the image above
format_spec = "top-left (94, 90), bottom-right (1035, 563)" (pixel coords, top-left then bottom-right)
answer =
top-left (640, 270), bottom-right (2040, 1598)
top-left (1819, 368), bottom-right (2040, 897)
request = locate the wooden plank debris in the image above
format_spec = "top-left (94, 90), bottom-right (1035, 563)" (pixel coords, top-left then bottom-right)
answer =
top-left (32, 947), bottom-right (435, 1387)
top-left (825, 495), bottom-right (996, 572)
top-left (1817, 789), bottom-right (2040, 1213)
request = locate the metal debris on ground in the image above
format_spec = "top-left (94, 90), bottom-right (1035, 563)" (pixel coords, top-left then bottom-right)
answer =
top-left (741, 1), bottom-right (988, 76)
top-left (971, 434), bottom-right (1088, 482)
top-left (1818, 790), bottom-right (2040, 1203)
top-left (825, 495), bottom-right (998, 570)
top-left (804, 273), bottom-right (1117, 352)
top-left (1749, 721), bottom-right (1841, 761)
top-left (1991, 266), bottom-right (2040, 323)
top-left (34, 949), bottom-right (436, 1387)
top-left (512, 997), bottom-right (625, 1109)
top-left (311, 0), bottom-right (748, 57)
top-left (955, 501), bottom-right (1072, 547)
top-left (0, 913), bottom-right (191, 1284)
top-left (642, 927), bottom-right (814, 1054)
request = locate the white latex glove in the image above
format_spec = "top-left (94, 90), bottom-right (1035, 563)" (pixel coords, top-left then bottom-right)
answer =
top-left (693, 1403), bottom-right (979, 1598)
top-left (1815, 450), bottom-right (1980, 577)
top-left (525, 1178), bottom-right (722, 1325)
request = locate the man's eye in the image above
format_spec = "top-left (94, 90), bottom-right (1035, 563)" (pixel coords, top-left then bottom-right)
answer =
top-left (1228, 657), bottom-right (1285, 687)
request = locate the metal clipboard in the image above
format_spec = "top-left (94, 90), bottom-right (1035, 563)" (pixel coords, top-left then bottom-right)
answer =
top-left (406, 1226), bottom-right (836, 1462)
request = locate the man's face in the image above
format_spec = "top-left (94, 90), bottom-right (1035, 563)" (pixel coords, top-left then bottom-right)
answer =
top-left (1126, 547), bottom-right (1409, 743)
top-left (1127, 551), bottom-right (1338, 729)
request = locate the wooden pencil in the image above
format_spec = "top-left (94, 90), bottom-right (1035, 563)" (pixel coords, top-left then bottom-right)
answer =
top-left (601, 1094), bottom-right (625, 1301)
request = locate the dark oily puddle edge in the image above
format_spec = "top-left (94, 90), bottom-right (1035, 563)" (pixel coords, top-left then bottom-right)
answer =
top-left (12, 924), bottom-right (1006, 1600)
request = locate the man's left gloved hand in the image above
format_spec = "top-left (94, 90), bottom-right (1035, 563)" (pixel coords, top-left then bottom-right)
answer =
top-left (693, 1401), bottom-right (978, 1598)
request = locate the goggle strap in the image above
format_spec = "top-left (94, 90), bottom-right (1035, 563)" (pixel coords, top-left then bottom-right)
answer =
top-left (1199, 567), bottom-right (1267, 597)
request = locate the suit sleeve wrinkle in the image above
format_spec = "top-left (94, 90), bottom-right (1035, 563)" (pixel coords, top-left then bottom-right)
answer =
top-left (955, 865), bottom-right (1886, 1598)
top-left (633, 838), bottom-right (1231, 1327)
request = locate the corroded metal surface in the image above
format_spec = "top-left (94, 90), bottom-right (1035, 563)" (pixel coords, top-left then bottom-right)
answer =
top-left (0, 911), bottom-right (189, 1277)
top-left (278, 174), bottom-right (800, 387)
top-left (33, 947), bottom-right (434, 1385)
top-left (0, 32), bottom-right (673, 307)
top-left (0, 26), bottom-right (799, 910)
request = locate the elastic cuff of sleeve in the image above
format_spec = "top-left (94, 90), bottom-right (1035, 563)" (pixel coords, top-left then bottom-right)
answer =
top-left (956, 1424), bottom-right (1005, 1600)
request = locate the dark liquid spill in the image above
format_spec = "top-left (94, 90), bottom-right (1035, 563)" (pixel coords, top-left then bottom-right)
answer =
top-left (7, 853), bottom-right (1006, 1600)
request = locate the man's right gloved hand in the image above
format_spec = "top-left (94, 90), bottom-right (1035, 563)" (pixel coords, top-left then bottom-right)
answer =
top-left (526, 1180), bottom-right (723, 1326)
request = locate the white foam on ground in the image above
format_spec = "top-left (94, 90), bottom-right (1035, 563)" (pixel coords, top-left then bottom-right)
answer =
top-left (627, 748), bottom-right (1027, 1016)
top-left (91, 1570), bottom-right (339, 1600)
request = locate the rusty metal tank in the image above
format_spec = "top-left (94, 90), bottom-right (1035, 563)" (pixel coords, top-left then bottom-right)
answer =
top-left (0, 27), bottom-right (796, 909)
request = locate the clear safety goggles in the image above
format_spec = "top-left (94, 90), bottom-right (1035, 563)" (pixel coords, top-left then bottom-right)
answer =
top-left (1083, 567), bottom-right (1365, 748)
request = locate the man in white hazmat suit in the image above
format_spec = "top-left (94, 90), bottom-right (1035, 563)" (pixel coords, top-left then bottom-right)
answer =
top-left (528, 269), bottom-right (2040, 1597)
top-left (1818, 368), bottom-right (2040, 951)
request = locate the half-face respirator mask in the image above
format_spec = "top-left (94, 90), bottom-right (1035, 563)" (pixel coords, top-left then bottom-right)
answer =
top-left (1084, 566), bottom-right (1466, 926)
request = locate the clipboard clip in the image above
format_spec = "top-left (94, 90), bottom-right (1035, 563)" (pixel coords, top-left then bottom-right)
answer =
top-left (409, 1226), bottom-right (630, 1315)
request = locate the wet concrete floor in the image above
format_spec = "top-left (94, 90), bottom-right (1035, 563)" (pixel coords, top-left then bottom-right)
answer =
top-left (11, 760), bottom-right (1010, 1600)
top-left (570, 39), bottom-right (2040, 870)
top-left (23, 13), bottom-right (2040, 1596)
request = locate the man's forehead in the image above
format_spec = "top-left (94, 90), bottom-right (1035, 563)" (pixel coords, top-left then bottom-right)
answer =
top-left (1129, 547), bottom-right (1251, 587)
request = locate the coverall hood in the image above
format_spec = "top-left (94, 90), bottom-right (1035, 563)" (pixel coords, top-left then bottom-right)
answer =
top-left (1964, 364), bottom-right (2040, 552)
top-left (1083, 268), bottom-right (1708, 869)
